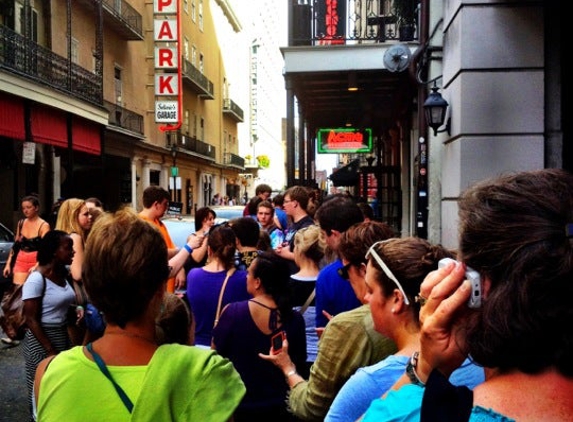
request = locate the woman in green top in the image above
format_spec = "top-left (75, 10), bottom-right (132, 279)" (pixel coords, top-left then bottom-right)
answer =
top-left (34, 208), bottom-right (245, 422)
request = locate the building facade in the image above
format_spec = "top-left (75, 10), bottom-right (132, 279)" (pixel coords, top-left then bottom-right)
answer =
top-left (282, 0), bottom-right (568, 247)
top-left (0, 0), bottom-right (245, 228)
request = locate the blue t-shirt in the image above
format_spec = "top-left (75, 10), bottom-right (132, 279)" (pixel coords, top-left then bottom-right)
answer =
top-left (315, 259), bottom-right (361, 328)
top-left (274, 208), bottom-right (288, 231)
top-left (326, 357), bottom-right (485, 422)
top-left (361, 385), bottom-right (515, 422)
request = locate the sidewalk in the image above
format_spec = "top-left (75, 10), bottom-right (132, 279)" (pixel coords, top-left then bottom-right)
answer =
top-left (0, 328), bottom-right (29, 422)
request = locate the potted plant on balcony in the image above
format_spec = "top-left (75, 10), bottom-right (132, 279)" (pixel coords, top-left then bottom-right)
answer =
top-left (256, 155), bottom-right (270, 169)
top-left (393, 0), bottom-right (418, 41)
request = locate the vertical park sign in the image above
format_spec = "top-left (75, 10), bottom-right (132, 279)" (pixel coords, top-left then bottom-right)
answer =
top-left (154, 0), bottom-right (181, 131)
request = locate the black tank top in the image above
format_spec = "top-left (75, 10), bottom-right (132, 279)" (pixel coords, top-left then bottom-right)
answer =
top-left (19, 221), bottom-right (47, 252)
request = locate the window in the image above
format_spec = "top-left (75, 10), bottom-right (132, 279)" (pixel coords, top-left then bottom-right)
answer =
top-left (71, 38), bottom-right (79, 64)
top-left (200, 117), bottom-right (204, 141)
top-left (15, 5), bottom-right (38, 42)
top-left (193, 113), bottom-right (198, 137)
top-left (192, 46), bottom-right (197, 66)
top-left (183, 37), bottom-right (189, 60)
top-left (114, 66), bottom-right (123, 105)
top-left (199, 54), bottom-right (204, 73)
top-left (199, 0), bottom-right (203, 30)
top-left (183, 0), bottom-right (188, 13)
top-left (191, 0), bottom-right (196, 22)
top-left (184, 110), bottom-right (189, 135)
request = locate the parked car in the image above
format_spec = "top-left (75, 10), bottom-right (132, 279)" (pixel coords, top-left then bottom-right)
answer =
top-left (210, 205), bottom-right (245, 221)
top-left (0, 222), bottom-right (15, 285)
top-left (162, 206), bottom-right (244, 248)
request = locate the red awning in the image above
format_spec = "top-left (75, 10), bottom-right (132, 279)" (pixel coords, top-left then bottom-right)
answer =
top-left (0, 94), bottom-right (25, 140)
top-left (72, 117), bottom-right (101, 155)
top-left (31, 104), bottom-right (67, 148)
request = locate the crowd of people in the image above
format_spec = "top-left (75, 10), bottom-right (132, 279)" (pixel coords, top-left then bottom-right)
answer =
top-left (1, 168), bottom-right (572, 421)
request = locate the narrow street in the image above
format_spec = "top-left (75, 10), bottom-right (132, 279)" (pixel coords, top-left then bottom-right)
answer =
top-left (0, 329), bottom-right (28, 422)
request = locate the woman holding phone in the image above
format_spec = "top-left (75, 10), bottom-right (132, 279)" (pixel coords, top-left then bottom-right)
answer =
top-left (361, 169), bottom-right (573, 422)
top-left (212, 251), bottom-right (306, 422)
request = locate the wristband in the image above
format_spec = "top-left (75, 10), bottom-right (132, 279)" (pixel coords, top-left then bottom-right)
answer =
top-left (183, 244), bottom-right (193, 254)
top-left (406, 351), bottom-right (426, 387)
top-left (285, 369), bottom-right (297, 379)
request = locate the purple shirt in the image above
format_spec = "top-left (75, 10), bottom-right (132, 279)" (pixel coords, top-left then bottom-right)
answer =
top-left (186, 268), bottom-right (250, 347)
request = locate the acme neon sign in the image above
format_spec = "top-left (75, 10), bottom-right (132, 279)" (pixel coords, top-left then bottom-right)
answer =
top-left (317, 128), bottom-right (373, 154)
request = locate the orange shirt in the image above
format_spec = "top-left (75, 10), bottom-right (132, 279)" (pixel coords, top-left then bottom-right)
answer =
top-left (139, 214), bottom-right (177, 292)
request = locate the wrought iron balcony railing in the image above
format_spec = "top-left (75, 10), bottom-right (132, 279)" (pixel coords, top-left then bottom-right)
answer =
top-left (102, 0), bottom-right (144, 40)
top-left (181, 58), bottom-right (215, 99)
top-left (103, 101), bottom-right (144, 135)
top-left (290, 0), bottom-right (419, 45)
top-left (167, 131), bottom-right (216, 161)
top-left (224, 152), bottom-right (245, 169)
top-left (0, 25), bottom-right (102, 106)
top-left (76, 0), bottom-right (143, 40)
top-left (222, 98), bottom-right (244, 122)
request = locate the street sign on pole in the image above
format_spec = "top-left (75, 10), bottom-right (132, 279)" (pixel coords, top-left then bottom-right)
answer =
top-left (171, 166), bottom-right (179, 177)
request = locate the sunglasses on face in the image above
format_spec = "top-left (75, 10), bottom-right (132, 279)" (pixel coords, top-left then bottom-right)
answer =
top-left (337, 262), bottom-right (352, 280)
top-left (365, 240), bottom-right (411, 305)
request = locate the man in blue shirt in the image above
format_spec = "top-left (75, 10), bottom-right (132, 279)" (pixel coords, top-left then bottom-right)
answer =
top-left (314, 195), bottom-right (364, 329)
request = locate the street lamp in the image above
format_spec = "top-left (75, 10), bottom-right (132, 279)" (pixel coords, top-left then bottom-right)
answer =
top-left (423, 83), bottom-right (450, 136)
top-left (170, 144), bottom-right (177, 202)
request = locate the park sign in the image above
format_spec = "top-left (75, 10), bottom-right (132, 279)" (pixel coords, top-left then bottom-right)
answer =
top-left (154, 0), bottom-right (181, 131)
top-left (317, 128), bottom-right (373, 154)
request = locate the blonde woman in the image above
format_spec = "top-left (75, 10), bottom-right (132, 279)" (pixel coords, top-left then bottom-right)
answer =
top-left (2, 195), bottom-right (50, 285)
top-left (55, 198), bottom-right (94, 344)
top-left (290, 224), bottom-right (325, 377)
top-left (55, 199), bottom-right (92, 283)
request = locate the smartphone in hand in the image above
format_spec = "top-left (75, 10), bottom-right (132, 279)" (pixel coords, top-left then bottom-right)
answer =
top-left (271, 331), bottom-right (285, 354)
top-left (438, 258), bottom-right (482, 308)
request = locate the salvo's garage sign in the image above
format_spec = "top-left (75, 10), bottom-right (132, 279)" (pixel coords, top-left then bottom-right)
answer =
top-left (154, 0), bottom-right (181, 129)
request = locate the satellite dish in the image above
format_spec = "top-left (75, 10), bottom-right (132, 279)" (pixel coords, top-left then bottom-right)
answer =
top-left (383, 44), bottom-right (411, 73)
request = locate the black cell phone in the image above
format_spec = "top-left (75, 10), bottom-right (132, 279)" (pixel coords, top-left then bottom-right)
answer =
top-left (271, 331), bottom-right (285, 354)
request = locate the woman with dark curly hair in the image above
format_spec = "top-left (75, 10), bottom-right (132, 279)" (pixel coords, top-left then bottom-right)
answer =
top-left (186, 223), bottom-right (250, 348)
top-left (362, 168), bottom-right (573, 422)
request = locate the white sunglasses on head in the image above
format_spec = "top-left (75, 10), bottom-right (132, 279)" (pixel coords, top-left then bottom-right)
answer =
top-left (365, 240), bottom-right (411, 305)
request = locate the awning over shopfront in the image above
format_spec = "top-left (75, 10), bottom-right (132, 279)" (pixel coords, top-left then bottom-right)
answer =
top-left (0, 94), bottom-right (25, 140)
top-left (329, 159), bottom-right (360, 186)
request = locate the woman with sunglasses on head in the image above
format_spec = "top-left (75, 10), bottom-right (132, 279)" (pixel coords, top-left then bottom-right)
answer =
top-left (325, 237), bottom-right (484, 422)
top-left (361, 169), bottom-right (573, 422)
top-left (260, 221), bottom-right (397, 421)
top-left (186, 223), bottom-right (250, 348)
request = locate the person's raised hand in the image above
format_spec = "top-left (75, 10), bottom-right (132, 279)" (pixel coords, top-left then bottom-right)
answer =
top-left (415, 260), bottom-right (472, 382)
